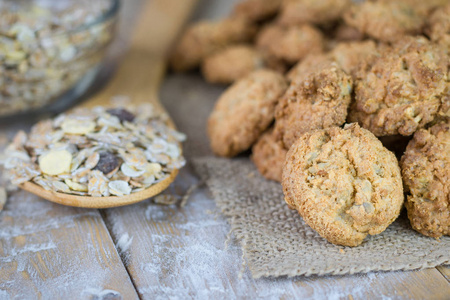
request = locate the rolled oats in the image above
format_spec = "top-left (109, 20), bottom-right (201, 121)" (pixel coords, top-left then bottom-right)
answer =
top-left (1, 101), bottom-right (186, 197)
top-left (0, 0), bottom-right (116, 117)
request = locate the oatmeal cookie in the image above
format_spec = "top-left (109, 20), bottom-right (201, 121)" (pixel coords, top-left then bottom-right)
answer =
top-left (232, 0), bottom-right (282, 22)
top-left (278, 0), bottom-right (351, 26)
top-left (343, 1), bottom-right (425, 42)
top-left (287, 53), bottom-right (334, 83)
top-left (282, 123), bottom-right (404, 247)
top-left (380, 0), bottom-right (449, 16)
top-left (329, 40), bottom-right (379, 79)
top-left (426, 3), bottom-right (450, 51)
top-left (256, 24), bottom-right (325, 65)
top-left (170, 18), bottom-right (257, 72)
top-left (274, 66), bottom-right (353, 148)
top-left (208, 70), bottom-right (288, 157)
top-left (349, 37), bottom-right (449, 136)
top-left (201, 45), bottom-right (265, 84)
top-left (287, 41), bottom-right (379, 82)
top-left (401, 121), bottom-right (450, 238)
top-left (251, 129), bottom-right (287, 182)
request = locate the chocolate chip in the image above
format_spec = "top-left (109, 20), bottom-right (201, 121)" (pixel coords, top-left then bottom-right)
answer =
top-left (94, 152), bottom-right (119, 174)
top-left (106, 108), bottom-right (135, 122)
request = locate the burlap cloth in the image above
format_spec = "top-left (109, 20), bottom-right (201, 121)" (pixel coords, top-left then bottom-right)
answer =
top-left (161, 73), bottom-right (450, 279)
top-left (192, 157), bottom-right (450, 278)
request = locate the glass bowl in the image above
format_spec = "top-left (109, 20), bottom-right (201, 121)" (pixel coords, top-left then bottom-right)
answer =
top-left (0, 0), bottom-right (119, 118)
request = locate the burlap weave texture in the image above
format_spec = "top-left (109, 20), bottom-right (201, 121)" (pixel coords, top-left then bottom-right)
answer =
top-left (193, 157), bottom-right (450, 278)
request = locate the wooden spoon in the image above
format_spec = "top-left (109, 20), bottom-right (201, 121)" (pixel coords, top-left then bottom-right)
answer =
top-left (19, 0), bottom-right (198, 208)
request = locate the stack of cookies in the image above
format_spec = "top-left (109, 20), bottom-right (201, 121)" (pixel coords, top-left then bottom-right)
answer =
top-left (171, 0), bottom-right (450, 247)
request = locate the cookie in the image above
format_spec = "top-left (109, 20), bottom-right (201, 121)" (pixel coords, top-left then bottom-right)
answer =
top-left (256, 24), bottom-right (325, 65)
top-left (401, 121), bottom-right (450, 238)
top-left (286, 53), bottom-right (334, 83)
top-left (343, 1), bottom-right (425, 42)
top-left (426, 3), bottom-right (450, 52)
top-left (170, 18), bottom-right (257, 72)
top-left (208, 69), bottom-right (288, 157)
top-left (278, 0), bottom-right (351, 26)
top-left (251, 129), bottom-right (287, 182)
top-left (201, 45), bottom-right (265, 85)
top-left (348, 36), bottom-right (449, 136)
top-left (232, 0), bottom-right (282, 22)
top-left (274, 65), bottom-right (353, 149)
top-left (287, 40), bottom-right (379, 82)
top-left (328, 40), bottom-right (379, 79)
top-left (282, 123), bottom-right (404, 247)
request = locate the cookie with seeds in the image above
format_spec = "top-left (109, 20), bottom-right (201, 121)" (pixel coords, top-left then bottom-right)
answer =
top-left (208, 69), bottom-right (288, 157)
top-left (343, 1), bottom-right (425, 42)
top-left (348, 37), bottom-right (449, 136)
top-left (170, 18), bottom-right (257, 72)
top-left (287, 40), bottom-right (379, 82)
top-left (251, 129), bottom-right (287, 182)
top-left (256, 24), bottom-right (325, 65)
top-left (286, 53), bottom-right (334, 83)
top-left (426, 3), bottom-right (450, 52)
top-left (278, 0), bottom-right (351, 26)
top-left (401, 121), bottom-right (450, 238)
top-left (282, 123), bottom-right (404, 247)
top-left (328, 40), bottom-right (379, 79)
top-left (201, 45), bottom-right (265, 84)
top-left (274, 65), bottom-right (353, 149)
top-left (232, 0), bottom-right (282, 22)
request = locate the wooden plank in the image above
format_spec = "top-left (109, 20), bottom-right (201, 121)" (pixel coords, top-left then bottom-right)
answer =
top-left (437, 266), bottom-right (450, 282)
top-left (0, 190), bottom-right (139, 299)
top-left (101, 165), bottom-right (450, 299)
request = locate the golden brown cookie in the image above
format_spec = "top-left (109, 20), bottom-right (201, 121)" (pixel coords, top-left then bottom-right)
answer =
top-left (208, 70), bottom-right (288, 157)
top-left (256, 24), bottom-right (325, 65)
top-left (348, 36), bottom-right (449, 136)
top-left (232, 0), bottom-right (282, 22)
top-left (170, 18), bottom-right (257, 72)
top-left (286, 53), bottom-right (334, 83)
top-left (380, 0), bottom-right (449, 16)
top-left (288, 41), bottom-right (379, 82)
top-left (278, 0), bottom-right (351, 26)
top-left (426, 3), bottom-right (450, 52)
top-left (201, 45), bottom-right (265, 85)
top-left (343, 1), bottom-right (425, 42)
top-left (251, 129), bottom-right (287, 182)
top-left (274, 65), bottom-right (353, 149)
top-left (401, 121), bottom-right (450, 238)
top-left (329, 40), bottom-right (379, 79)
top-left (282, 123), bottom-right (404, 247)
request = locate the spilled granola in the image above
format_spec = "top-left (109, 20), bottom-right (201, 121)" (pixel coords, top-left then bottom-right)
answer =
top-left (1, 101), bottom-right (186, 197)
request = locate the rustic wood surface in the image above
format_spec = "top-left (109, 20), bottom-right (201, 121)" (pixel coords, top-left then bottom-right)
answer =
top-left (0, 0), bottom-right (449, 299)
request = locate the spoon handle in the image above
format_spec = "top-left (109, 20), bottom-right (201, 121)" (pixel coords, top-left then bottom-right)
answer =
top-left (83, 0), bottom-right (199, 108)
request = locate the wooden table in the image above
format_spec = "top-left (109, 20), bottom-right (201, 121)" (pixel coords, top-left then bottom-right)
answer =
top-left (1, 1), bottom-right (449, 299)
